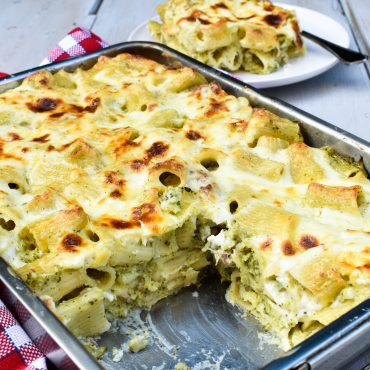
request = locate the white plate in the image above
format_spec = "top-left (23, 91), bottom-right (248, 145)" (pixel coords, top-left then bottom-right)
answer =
top-left (128, 3), bottom-right (350, 89)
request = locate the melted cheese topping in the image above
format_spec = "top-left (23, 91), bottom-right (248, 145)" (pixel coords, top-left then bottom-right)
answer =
top-left (0, 53), bottom-right (369, 350)
top-left (149, 0), bottom-right (305, 73)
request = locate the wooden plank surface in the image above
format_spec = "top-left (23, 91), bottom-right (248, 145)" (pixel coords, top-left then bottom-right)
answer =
top-left (0, 0), bottom-right (96, 73)
top-left (341, 0), bottom-right (370, 55)
top-left (341, 0), bottom-right (370, 74)
top-left (92, 0), bottom-right (159, 44)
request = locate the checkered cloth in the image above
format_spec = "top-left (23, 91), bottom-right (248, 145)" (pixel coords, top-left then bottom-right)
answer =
top-left (0, 27), bottom-right (108, 78)
top-left (0, 26), bottom-right (109, 369)
top-left (0, 300), bottom-right (46, 370)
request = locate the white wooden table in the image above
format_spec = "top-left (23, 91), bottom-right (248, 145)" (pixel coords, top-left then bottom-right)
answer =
top-left (0, 0), bottom-right (369, 141)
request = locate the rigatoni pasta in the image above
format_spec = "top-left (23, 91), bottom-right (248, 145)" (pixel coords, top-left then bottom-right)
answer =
top-left (0, 53), bottom-right (369, 352)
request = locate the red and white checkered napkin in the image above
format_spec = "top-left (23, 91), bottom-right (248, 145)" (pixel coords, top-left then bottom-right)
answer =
top-left (0, 300), bottom-right (46, 370)
top-left (41, 27), bottom-right (109, 65)
top-left (0, 26), bottom-right (109, 369)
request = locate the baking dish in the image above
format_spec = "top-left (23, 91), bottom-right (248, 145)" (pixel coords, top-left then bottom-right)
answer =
top-left (0, 41), bottom-right (369, 370)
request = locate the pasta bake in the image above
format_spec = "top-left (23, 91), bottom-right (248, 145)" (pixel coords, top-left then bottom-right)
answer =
top-left (0, 53), bottom-right (369, 351)
top-left (149, 0), bottom-right (305, 74)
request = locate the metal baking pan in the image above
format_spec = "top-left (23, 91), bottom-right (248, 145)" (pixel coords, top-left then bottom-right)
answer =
top-left (0, 41), bottom-right (369, 370)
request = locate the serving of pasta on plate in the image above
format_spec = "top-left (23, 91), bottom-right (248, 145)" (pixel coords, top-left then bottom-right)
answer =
top-left (129, 0), bottom-right (350, 88)
top-left (149, 0), bottom-right (305, 74)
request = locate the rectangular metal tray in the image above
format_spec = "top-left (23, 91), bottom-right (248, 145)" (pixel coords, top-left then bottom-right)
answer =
top-left (0, 42), bottom-right (369, 370)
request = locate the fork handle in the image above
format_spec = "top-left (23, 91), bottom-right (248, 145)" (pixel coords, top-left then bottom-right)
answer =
top-left (301, 30), bottom-right (368, 65)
